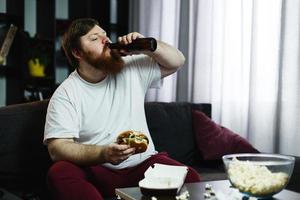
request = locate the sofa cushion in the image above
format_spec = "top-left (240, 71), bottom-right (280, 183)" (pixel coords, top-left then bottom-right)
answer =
top-left (145, 102), bottom-right (199, 165)
top-left (192, 110), bottom-right (259, 160)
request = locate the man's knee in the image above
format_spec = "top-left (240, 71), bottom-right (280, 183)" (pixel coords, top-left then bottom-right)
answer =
top-left (48, 161), bottom-right (86, 183)
top-left (185, 167), bottom-right (201, 183)
top-left (47, 161), bottom-right (104, 200)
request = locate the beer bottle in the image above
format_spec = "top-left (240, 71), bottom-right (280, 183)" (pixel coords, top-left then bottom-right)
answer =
top-left (108, 37), bottom-right (157, 52)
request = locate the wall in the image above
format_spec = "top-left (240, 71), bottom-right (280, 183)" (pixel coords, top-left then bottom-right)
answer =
top-left (0, 0), bottom-right (6, 107)
top-left (55, 0), bottom-right (69, 84)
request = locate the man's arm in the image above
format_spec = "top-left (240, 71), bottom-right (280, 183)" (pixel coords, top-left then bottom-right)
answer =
top-left (147, 40), bottom-right (185, 78)
top-left (47, 138), bottom-right (135, 166)
top-left (118, 32), bottom-right (185, 78)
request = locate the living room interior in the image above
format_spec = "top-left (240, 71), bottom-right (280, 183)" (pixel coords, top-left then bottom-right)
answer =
top-left (0, 0), bottom-right (299, 199)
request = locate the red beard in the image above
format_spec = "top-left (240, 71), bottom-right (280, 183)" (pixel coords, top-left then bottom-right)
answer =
top-left (82, 47), bottom-right (125, 75)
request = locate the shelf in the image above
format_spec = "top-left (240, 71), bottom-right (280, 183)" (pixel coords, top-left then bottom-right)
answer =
top-left (1, 0), bottom-right (130, 104)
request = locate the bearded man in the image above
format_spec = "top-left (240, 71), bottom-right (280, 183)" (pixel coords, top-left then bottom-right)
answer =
top-left (43, 18), bottom-right (200, 200)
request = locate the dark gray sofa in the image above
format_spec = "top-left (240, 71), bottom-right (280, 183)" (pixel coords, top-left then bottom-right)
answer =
top-left (0, 100), bottom-right (299, 199)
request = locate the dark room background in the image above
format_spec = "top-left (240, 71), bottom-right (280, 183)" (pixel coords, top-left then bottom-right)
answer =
top-left (0, 0), bottom-right (129, 106)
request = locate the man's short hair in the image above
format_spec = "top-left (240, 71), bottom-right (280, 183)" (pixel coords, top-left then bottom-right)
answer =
top-left (61, 18), bottom-right (99, 68)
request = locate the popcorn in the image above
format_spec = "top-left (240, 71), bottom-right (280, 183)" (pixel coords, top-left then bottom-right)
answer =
top-left (205, 183), bottom-right (212, 191)
top-left (151, 196), bottom-right (157, 200)
top-left (204, 193), bottom-right (211, 198)
top-left (176, 190), bottom-right (190, 200)
top-left (228, 158), bottom-right (289, 196)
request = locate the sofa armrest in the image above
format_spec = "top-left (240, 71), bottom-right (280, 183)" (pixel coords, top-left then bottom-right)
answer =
top-left (0, 100), bottom-right (52, 196)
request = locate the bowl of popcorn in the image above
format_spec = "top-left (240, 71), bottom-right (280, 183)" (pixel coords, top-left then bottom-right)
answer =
top-left (222, 153), bottom-right (295, 199)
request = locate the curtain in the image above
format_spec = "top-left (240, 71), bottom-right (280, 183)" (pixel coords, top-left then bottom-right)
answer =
top-left (130, 0), bottom-right (300, 157)
top-left (278, 0), bottom-right (300, 156)
top-left (129, 0), bottom-right (181, 102)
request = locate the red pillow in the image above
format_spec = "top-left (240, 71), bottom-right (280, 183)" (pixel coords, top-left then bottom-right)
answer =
top-left (192, 110), bottom-right (259, 160)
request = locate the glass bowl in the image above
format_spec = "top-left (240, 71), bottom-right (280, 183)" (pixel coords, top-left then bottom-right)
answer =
top-left (222, 153), bottom-right (295, 199)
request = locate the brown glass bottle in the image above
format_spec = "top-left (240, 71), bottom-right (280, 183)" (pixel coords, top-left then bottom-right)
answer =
top-left (108, 37), bottom-right (157, 52)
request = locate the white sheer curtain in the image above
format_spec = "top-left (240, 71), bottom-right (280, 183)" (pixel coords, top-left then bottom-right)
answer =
top-left (130, 0), bottom-right (300, 156)
top-left (278, 0), bottom-right (300, 156)
top-left (130, 0), bottom-right (181, 102)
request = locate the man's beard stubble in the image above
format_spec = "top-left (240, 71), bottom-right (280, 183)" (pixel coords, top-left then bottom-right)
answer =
top-left (83, 48), bottom-right (125, 75)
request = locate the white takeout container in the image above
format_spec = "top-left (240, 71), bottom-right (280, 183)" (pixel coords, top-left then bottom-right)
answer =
top-left (138, 163), bottom-right (188, 196)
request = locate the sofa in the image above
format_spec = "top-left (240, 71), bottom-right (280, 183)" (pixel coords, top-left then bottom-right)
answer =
top-left (0, 100), bottom-right (299, 199)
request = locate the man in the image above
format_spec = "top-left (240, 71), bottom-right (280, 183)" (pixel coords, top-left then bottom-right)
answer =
top-left (44, 18), bottom-right (200, 200)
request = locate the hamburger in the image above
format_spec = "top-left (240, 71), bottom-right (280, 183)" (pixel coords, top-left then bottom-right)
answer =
top-left (116, 130), bottom-right (149, 154)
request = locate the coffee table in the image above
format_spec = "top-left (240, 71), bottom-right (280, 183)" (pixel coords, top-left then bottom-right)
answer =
top-left (115, 180), bottom-right (300, 200)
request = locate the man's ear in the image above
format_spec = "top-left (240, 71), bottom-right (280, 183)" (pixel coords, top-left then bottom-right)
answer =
top-left (72, 49), bottom-right (81, 59)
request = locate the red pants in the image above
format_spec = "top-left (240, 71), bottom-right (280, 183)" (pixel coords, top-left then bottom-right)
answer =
top-left (47, 152), bottom-right (201, 200)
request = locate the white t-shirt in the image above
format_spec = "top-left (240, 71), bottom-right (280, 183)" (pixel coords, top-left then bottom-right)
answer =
top-left (44, 54), bottom-right (161, 169)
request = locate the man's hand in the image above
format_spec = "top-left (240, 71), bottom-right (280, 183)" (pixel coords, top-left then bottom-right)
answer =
top-left (101, 143), bottom-right (136, 165)
top-left (117, 32), bottom-right (146, 56)
top-left (118, 32), bottom-right (145, 45)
